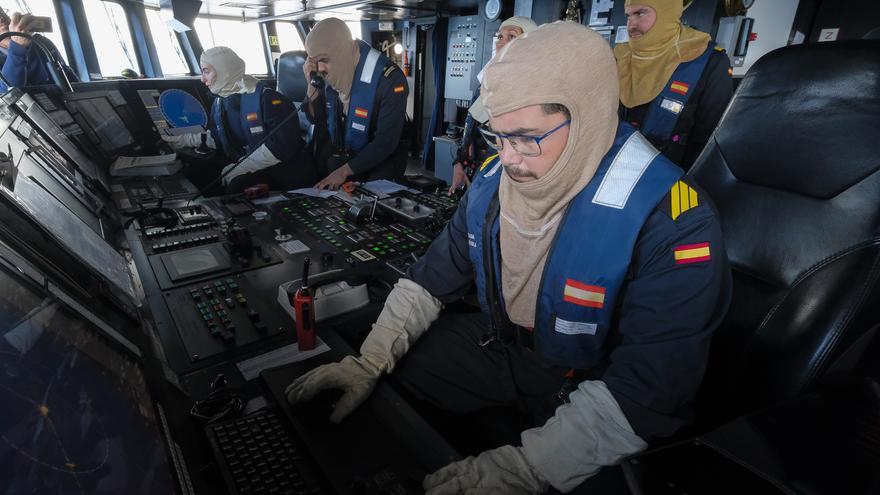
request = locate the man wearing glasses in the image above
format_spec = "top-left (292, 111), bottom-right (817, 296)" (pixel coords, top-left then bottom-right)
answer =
top-left (288, 22), bottom-right (730, 493)
top-left (0, 10), bottom-right (75, 91)
top-left (615, 0), bottom-right (732, 171)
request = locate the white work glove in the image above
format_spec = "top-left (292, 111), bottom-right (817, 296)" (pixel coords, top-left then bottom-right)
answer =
top-left (520, 380), bottom-right (648, 492)
top-left (161, 132), bottom-right (214, 150)
top-left (285, 278), bottom-right (442, 423)
top-left (221, 144), bottom-right (280, 186)
top-left (423, 445), bottom-right (548, 495)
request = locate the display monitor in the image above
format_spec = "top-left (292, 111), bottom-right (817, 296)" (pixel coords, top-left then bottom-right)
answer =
top-left (64, 90), bottom-right (135, 157)
top-left (0, 264), bottom-right (177, 493)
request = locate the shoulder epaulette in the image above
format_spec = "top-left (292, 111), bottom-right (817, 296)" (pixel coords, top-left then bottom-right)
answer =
top-left (658, 179), bottom-right (702, 221)
top-left (714, 45), bottom-right (726, 53)
top-left (480, 154), bottom-right (499, 171)
top-left (383, 65), bottom-right (397, 78)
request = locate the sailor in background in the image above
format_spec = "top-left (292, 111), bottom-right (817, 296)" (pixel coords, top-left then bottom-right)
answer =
top-left (0, 10), bottom-right (76, 91)
top-left (615, 0), bottom-right (733, 170)
top-left (448, 15), bottom-right (538, 194)
top-left (164, 46), bottom-right (316, 192)
top-left (301, 18), bottom-right (409, 190)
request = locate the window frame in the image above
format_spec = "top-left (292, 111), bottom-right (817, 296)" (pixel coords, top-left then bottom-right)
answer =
top-left (193, 15), bottom-right (271, 76)
top-left (80, 0), bottom-right (140, 78)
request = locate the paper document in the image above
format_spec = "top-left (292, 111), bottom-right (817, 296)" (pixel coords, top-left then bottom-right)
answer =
top-left (236, 338), bottom-right (331, 381)
top-left (288, 187), bottom-right (338, 199)
top-left (165, 125), bottom-right (204, 136)
top-left (252, 194), bottom-right (288, 205)
top-left (110, 154), bottom-right (181, 177)
top-left (361, 179), bottom-right (416, 197)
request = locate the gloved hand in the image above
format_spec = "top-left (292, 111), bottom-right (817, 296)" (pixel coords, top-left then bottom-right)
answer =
top-left (447, 162), bottom-right (471, 195)
top-left (161, 132), bottom-right (214, 151)
top-left (221, 144), bottom-right (280, 186)
top-left (423, 445), bottom-right (548, 495)
top-left (285, 278), bottom-right (442, 423)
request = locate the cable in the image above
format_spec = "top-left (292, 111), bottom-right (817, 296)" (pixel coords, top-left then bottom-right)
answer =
top-left (189, 374), bottom-right (246, 425)
top-left (186, 100), bottom-right (302, 206)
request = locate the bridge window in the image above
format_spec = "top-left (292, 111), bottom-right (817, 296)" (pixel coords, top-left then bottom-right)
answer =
top-left (82, 0), bottom-right (138, 78)
top-left (195, 17), bottom-right (268, 75)
top-left (274, 21), bottom-right (303, 52)
top-left (145, 8), bottom-right (189, 75)
top-left (0, 0), bottom-right (67, 62)
top-left (347, 21), bottom-right (362, 40)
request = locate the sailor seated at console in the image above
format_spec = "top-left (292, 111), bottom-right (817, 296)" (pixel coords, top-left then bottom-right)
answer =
top-left (164, 47), bottom-right (317, 193)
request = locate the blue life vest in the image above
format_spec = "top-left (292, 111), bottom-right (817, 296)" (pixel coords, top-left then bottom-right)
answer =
top-left (638, 43), bottom-right (714, 149)
top-left (211, 82), bottom-right (267, 157)
top-left (465, 122), bottom-right (683, 369)
top-left (325, 40), bottom-right (389, 153)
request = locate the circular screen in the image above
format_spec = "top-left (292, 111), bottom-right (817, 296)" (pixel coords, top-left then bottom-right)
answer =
top-left (159, 89), bottom-right (207, 127)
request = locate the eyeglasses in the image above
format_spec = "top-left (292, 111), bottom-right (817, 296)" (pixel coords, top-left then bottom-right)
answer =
top-left (478, 120), bottom-right (570, 157)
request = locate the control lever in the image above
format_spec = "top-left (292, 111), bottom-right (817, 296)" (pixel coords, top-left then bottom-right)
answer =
top-left (195, 132), bottom-right (211, 156)
top-left (292, 257), bottom-right (316, 350)
top-left (227, 225), bottom-right (253, 261)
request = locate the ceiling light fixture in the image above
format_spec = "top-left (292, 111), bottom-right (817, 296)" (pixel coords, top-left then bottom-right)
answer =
top-left (246, 0), bottom-right (385, 23)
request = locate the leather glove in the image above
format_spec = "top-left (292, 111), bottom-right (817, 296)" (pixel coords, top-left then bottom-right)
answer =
top-left (221, 144), bottom-right (280, 186)
top-left (423, 445), bottom-right (548, 495)
top-left (161, 132), bottom-right (213, 150)
top-left (285, 278), bottom-right (442, 423)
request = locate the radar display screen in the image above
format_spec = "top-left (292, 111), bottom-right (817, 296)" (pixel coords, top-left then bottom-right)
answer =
top-left (0, 265), bottom-right (176, 493)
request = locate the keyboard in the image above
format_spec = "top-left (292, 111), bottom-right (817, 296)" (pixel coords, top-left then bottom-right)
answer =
top-left (206, 409), bottom-right (326, 495)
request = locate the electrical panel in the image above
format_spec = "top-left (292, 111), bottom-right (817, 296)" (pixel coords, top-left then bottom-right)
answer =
top-left (445, 16), bottom-right (485, 100)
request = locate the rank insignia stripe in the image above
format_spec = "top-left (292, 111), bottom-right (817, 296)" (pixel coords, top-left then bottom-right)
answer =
top-left (480, 154), bottom-right (499, 171)
top-left (670, 81), bottom-right (689, 95)
top-left (670, 180), bottom-right (699, 220)
top-left (563, 279), bottom-right (606, 308)
top-left (673, 242), bottom-right (711, 264)
top-left (354, 107), bottom-right (369, 118)
top-left (246, 112), bottom-right (259, 122)
top-left (393, 85), bottom-right (406, 93)
top-left (271, 99), bottom-right (283, 105)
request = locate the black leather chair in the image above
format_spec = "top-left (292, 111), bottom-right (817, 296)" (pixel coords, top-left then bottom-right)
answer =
top-left (276, 50), bottom-right (309, 105)
top-left (690, 40), bottom-right (880, 427)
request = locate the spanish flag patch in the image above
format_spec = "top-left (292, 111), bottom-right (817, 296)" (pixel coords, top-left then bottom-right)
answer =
top-left (670, 81), bottom-right (689, 96)
top-left (271, 99), bottom-right (283, 105)
top-left (670, 180), bottom-right (698, 221)
top-left (246, 112), bottom-right (259, 122)
top-left (354, 107), bottom-right (368, 118)
top-left (563, 279), bottom-right (605, 308)
top-left (393, 85), bottom-right (406, 93)
top-left (673, 243), bottom-right (711, 265)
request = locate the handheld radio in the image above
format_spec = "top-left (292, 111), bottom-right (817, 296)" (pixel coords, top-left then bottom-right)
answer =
top-left (292, 257), bottom-right (316, 350)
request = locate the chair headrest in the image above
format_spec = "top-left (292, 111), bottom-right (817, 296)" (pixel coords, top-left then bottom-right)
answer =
top-left (276, 50), bottom-right (309, 103)
top-left (711, 40), bottom-right (880, 200)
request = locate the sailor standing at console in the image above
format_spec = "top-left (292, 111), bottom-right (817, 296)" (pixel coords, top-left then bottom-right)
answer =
top-left (164, 46), bottom-right (317, 192)
top-left (615, 0), bottom-right (732, 170)
top-left (301, 18), bottom-right (409, 190)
